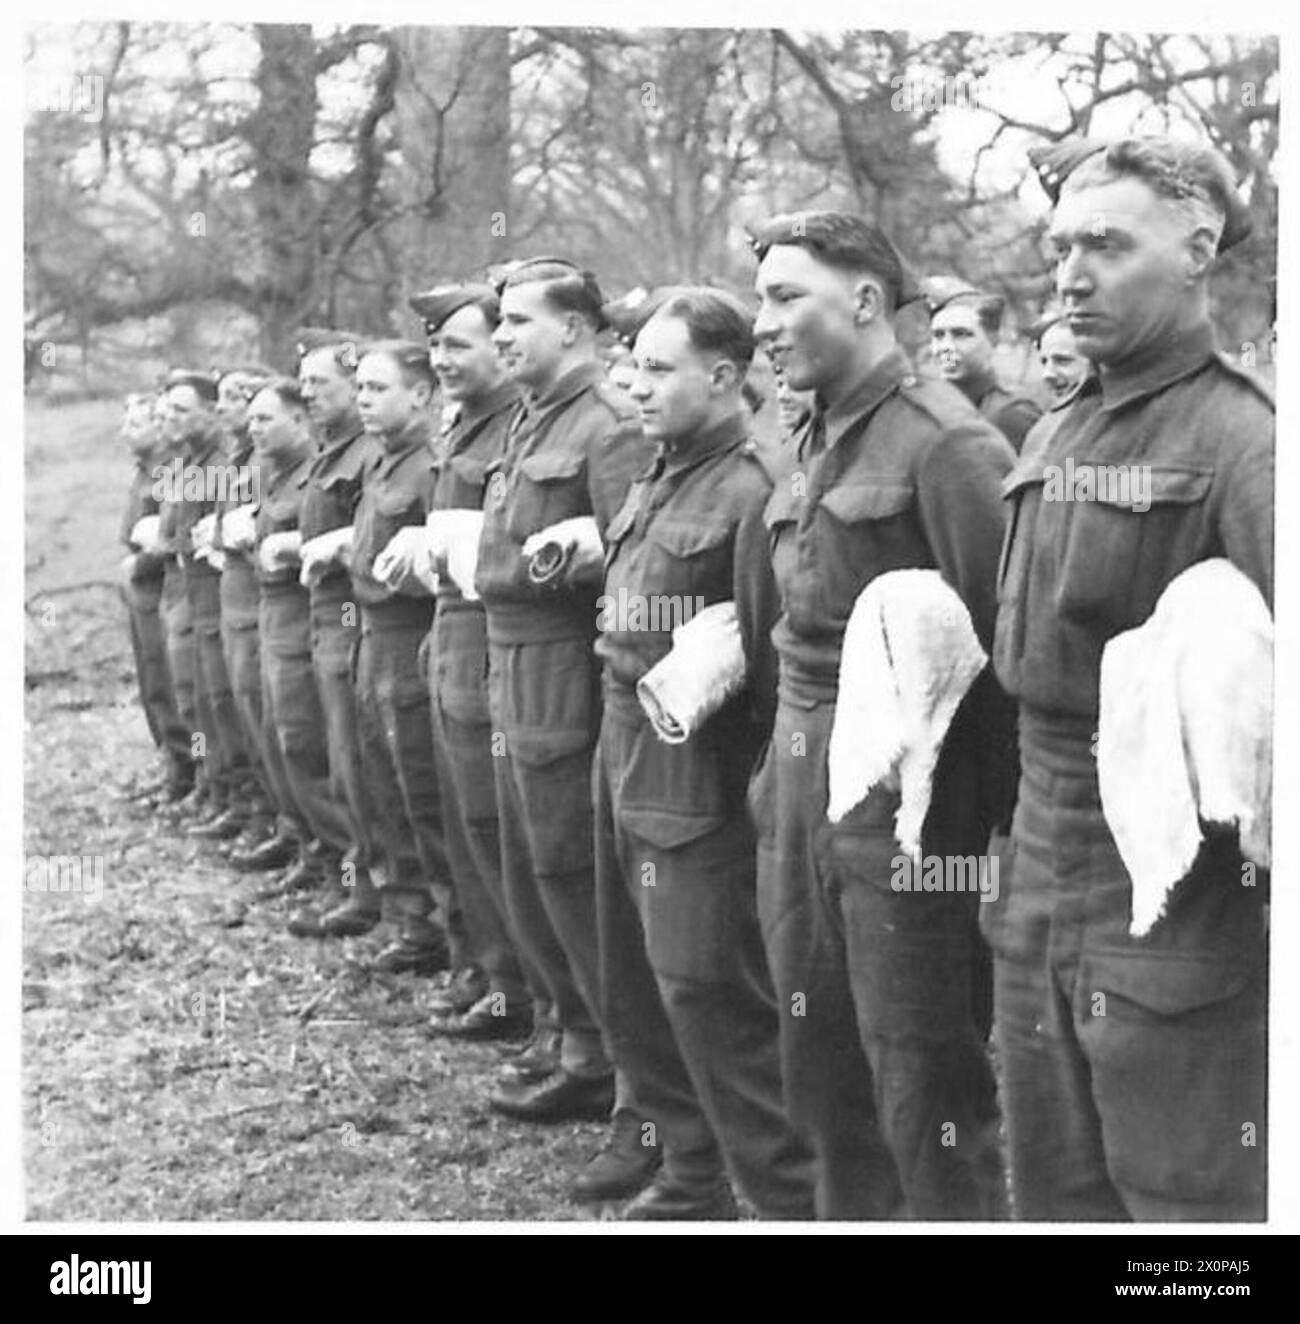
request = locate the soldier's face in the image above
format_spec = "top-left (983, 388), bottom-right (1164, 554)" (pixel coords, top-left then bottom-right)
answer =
top-left (356, 353), bottom-right (430, 439)
top-left (299, 349), bottom-right (356, 429)
top-left (629, 313), bottom-right (719, 443)
top-left (754, 244), bottom-right (862, 395)
top-left (930, 304), bottom-right (994, 384)
top-left (162, 386), bottom-right (212, 448)
top-left (493, 284), bottom-right (571, 390)
top-left (1049, 174), bottom-right (1196, 366)
top-left (775, 377), bottom-right (813, 434)
top-left (429, 304), bottom-right (504, 404)
top-left (121, 396), bottom-right (158, 457)
top-left (216, 375), bottom-right (254, 430)
top-left (248, 388), bottom-right (305, 459)
top-left (1038, 321), bottom-right (1090, 401)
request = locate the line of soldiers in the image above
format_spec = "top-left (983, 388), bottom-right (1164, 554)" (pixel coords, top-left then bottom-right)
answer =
top-left (115, 132), bottom-right (1270, 1222)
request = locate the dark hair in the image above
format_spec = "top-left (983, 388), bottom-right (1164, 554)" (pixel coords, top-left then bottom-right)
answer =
top-left (252, 376), bottom-right (307, 412)
top-left (642, 286), bottom-right (756, 373)
top-left (358, 339), bottom-right (437, 391)
top-left (940, 291), bottom-right (1005, 338)
top-left (499, 257), bottom-right (608, 332)
top-left (748, 211), bottom-right (919, 310)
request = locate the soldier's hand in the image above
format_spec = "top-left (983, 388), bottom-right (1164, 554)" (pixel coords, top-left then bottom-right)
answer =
top-left (373, 526), bottom-right (430, 590)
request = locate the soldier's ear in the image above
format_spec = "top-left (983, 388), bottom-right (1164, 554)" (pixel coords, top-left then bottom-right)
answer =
top-left (1185, 224), bottom-right (1219, 282)
top-left (852, 276), bottom-right (885, 326)
top-left (710, 358), bottom-right (739, 394)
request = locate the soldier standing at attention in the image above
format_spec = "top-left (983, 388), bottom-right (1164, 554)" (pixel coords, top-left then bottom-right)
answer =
top-left (748, 213), bottom-right (1017, 1219)
top-left (195, 365), bottom-right (281, 852)
top-left (987, 137), bottom-right (1270, 1221)
top-left (926, 279), bottom-right (1043, 452)
top-left (477, 258), bottom-right (649, 1127)
top-left (408, 283), bottom-right (535, 1039)
top-left (281, 331), bottom-right (382, 934)
top-left (592, 286), bottom-right (816, 1219)
top-left (244, 378), bottom-right (357, 914)
top-left (348, 341), bottom-right (459, 975)
top-left (117, 391), bottom-right (193, 805)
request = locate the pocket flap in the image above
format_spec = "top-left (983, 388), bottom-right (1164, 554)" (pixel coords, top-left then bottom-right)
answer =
top-left (819, 480), bottom-right (913, 523)
top-left (1088, 464), bottom-right (1213, 510)
top-left (1082, 949), bottom-right (1257, 1017)
top-left (621, 805), bottom-right (724, 850)
top-left (649, 519), bottom-right (731, 557)
top-left (519, 450), bottom-right (585, 483)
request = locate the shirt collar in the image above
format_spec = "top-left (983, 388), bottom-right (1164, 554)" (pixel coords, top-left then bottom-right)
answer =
top-left (657, 410), bottom-right (749, 477)
top-left (815, 347), bottom-right (914, 453)
top-left (452, 379), bottom-right (522, 435)
top-left (373, 418), bottom-right (432, 477)
top-left (1098, 321), bottom-right (1217, 411)
top-left (530, 360), bottom-right (604, 412)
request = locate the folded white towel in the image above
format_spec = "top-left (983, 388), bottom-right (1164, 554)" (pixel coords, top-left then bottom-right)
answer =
top-left (1098, 558), bottom-right (1272, 937)
top-left (221, 505), bottom-right (257, 552)
top-left (826, 569), bottom-right (987, 862)
top-left (374, 525), bottom-right (437, 594)
top-left (426, 509), bottom-right (484, 601)
top-left (636, 601), bottom-right (748, 744)
top-left (130, 514), bottom-right (163, 555)
top-left (522, 516), bottom-right (604, 587)
top-left (299, 526), bottom-right (354, 588)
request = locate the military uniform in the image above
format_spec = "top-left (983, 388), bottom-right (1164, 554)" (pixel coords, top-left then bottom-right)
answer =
top-left (254, 448), bottom-right (355, 879)
top-left (475, 359), bottom-right (649, 1083)
top-left (959, 364), bottom-right (1042, 455)
top-left (299, 410), bottom-right (380, 892)
top-left (595, 411), bottom-right (815, 1217)
top-left (216, 430), bottom-right (283, 840)
top-left (350, 418), bottom-right (457, 953)
top-left (987, 324), bottom-right (1272, 1220)
top-left (749, 347), bottom-right (1016, 1219)
top-left (425, 380), bottom-right (534, 1016)
top-left (172, 432), bottom-right (254, 812)
top-left (120, 444), bottom-right (192, 790)
top-left (157, 460), bottom-right (201, 798)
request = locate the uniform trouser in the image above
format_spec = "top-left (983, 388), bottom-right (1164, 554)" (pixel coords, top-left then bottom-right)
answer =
top-left (309, 587), bottom-right (377, 878)
top-left (185, 567), bottom-right (252, 810)
top-left (121, 566), bottom-right (191, 781)
top-left (488, 634), bottom-right (610, 1081)
top-left (751, 690), bottom-right (1001, 1220)
top-left (427, 607), bottom-right (531, 1008)
top-left (982, 708), bottom-right (1267, 1222)
top-left (160, 563), bottom-right (198, 771)
top-left (356, 608), bottom-right (462, 950)
top-left (222, 617), bottom-right (290, 832)
top-left (595, 689), bottom-right (817, 1216)
top-left (259, 585), bottom-right (355, 869)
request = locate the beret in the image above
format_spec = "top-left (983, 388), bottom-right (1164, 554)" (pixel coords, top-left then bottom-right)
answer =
top-left (1028, 137), bottom-right (1252, 253)
top-left (919, 275), bottom-right (987, 316)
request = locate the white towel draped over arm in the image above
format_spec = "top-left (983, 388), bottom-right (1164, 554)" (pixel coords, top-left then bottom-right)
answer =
top-left (522, 516), bottom-right (604, 588)
top-left (1098, 558), bottom-right (1272, 937)
top-left (826, 569), bottom-right (987, 863)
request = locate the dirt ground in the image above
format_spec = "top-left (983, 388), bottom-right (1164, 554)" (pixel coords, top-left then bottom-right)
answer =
top-left (22, 399), bottom-right (618, 1223)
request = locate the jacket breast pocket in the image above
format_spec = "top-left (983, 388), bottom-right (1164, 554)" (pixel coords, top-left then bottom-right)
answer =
top-left (445, 453), bottom-right (489, 508)
top-left (1056, 464), bottom-right (1213, 628)
top-left (815, 478), bottom-right (916, 618)
top-left (644, 518), bottom-right (731, 602)
top-left (507, 449), bottom-right (587, 542)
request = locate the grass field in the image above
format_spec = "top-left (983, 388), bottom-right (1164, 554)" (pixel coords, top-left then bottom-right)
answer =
top-left (22, 399), bottom-right (613, 1222)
